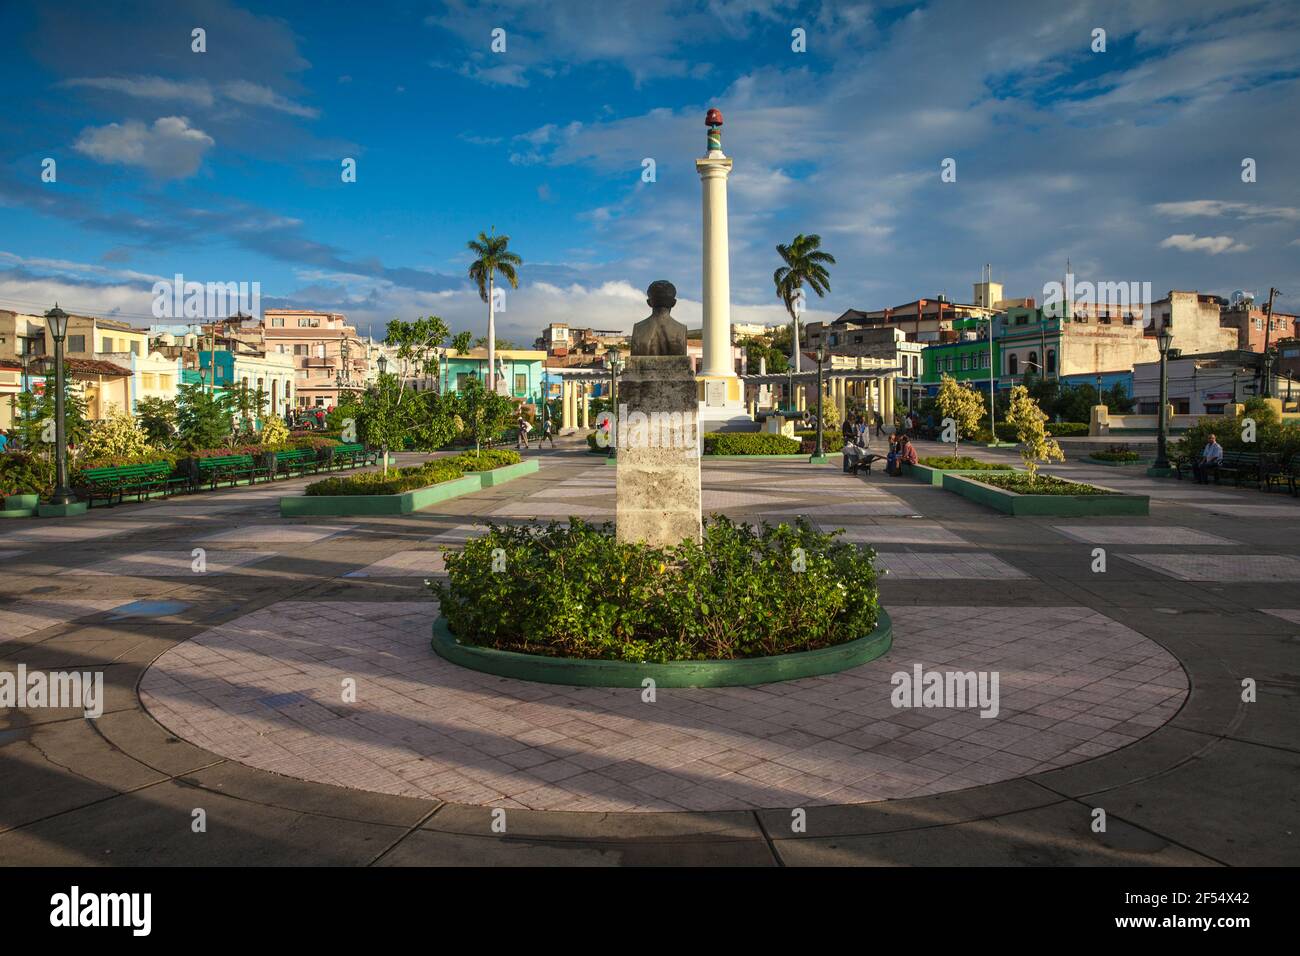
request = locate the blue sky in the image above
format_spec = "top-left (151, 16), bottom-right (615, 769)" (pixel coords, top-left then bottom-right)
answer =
top-left (1, 0), bottom-right (1298, 344)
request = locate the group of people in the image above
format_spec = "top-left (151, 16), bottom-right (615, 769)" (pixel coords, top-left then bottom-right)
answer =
top-left (515, 413), bottom-right (554, 450)
top-left (840, 411), bottom-right (917, 476)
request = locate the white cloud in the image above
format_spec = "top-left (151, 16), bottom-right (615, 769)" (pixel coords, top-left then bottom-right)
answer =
top-left (61, 75), bottom-right (214, 107)
top-left (1159, 234), bottom-right (1249, 255)
top-left (73, 116), bottom-right (214, 179)
top-left (1154, 200), bottom-right (1300, 221)
top-left (61, 74), bottom-right (318, 119)
top-left (220, 81), bottom-right (319, 118)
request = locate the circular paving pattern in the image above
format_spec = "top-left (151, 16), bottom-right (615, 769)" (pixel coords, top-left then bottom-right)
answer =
top-left (140, 600), bottom-right (1187, 812)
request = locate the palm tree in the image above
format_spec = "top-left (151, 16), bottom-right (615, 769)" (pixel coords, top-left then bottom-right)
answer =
top-left (773, 234), bottom-right (835, 373)
top-left (467, 228), bottom-right (522, 394)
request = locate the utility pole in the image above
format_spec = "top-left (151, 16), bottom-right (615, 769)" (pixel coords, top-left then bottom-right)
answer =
top-left (1261, 287), bottom-right (1279, 397)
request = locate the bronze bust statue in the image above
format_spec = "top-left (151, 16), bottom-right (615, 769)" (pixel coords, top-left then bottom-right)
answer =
top-left (631, 280), bottom-right (688, 356)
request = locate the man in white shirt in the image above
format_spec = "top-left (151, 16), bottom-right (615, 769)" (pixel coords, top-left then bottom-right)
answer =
top-left (1192, 433), bottom-right (1223, 484)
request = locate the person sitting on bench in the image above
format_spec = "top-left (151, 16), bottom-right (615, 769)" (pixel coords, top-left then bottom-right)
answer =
top-left (887, 434), bottom-right (917, 476)
top-left (1192, 433), bottom-right (1223, 484)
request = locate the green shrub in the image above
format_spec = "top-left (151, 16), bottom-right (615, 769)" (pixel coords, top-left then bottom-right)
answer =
top-left (433, 516), bottom-right (879, 663)
top-left (302, 450), bottom-right (519, 496)
top-left (917, 456), bottom-right (1013, 470)
top-left (0, 452), bottom-right (54, 498)
top-left (1044, 421), bottom-right (1090, 438)
top-left (449, 449), bottom-right (521, 472)
top-left (703, 432), bottom-right (801, 455)
top-left (1090, 448), bottom-right (1141, 462)
top-left (305, 460), bottom-right (465, 496)
top-left (970, 473), bottom-right (1114, 495)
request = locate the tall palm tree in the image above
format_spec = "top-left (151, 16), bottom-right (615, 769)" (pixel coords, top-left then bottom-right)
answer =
top-left (467, 228), bottom-right (522, 393)
top-left (773, 234), bottom-right (835, 373)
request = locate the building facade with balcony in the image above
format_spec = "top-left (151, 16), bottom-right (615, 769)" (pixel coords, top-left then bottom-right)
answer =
top-left (261, 309), bottom-right (370, 409)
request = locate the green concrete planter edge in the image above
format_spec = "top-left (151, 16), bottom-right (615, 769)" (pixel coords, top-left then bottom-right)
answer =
top-left (1086, 456), bottom-right (1153, 467)
top-left (702, 453), bottom-right (807, 460)
top-left (37, 502), bottom-right (89, 518)
top-left (0, 507), bottom-right (37, 519)
top-left (431, 608), bottom-right (893, 688)
top-left (941, 472), bottom-right (1149, 516)
top-left (904, 463), bottom-right (1016, 487)
top-left (3, 494), bottom-right (41, 510)
top-left (279, 459), bottom-right (539, 516)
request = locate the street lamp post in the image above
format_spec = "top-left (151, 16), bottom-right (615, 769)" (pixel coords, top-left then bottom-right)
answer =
top-left (607, 348), bottom-right (622, 459)
top-left (44, 305), bottom-right (76, 507)
top-left (980, 315), bottom-right (997, 444)
top-left (812, 345), bottom-right (826, 462)
top-left (1155, 326), bottom-right (1173, 471)
top-left (1263, 348), bottom-right (1275, 399)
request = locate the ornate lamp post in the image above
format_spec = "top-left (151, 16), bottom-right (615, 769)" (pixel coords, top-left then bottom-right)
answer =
top-left (1263, 347), bottom-right (1276, 399)
top-left (44, 305), bottom-right (77, 507)
top-left (607, 347), bottom-right (623, 459)
top-left (812, 344), bottom-right (826, 462)
top-left (1154, 326), bottom-right (1173, 471)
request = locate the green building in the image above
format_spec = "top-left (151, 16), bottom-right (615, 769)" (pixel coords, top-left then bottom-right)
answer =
top-left (920, 330), bottom-right (998, 396)
top-left (439, 347), bottom-right (547, 405)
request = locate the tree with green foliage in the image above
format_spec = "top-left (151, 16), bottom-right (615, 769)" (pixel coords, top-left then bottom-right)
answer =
top-left (1005, 384), bottom-right (1064, 478)
top-left (355, 372), bottom-right (406, 476)
top-left (9, 381), bottom-right (90, 453)
top-left (135, 396), bottom-right (179, 447)
top-left (773, 233), bottom-right (835, 373)
top-left (386, 315), bottom-right (448, 391)
top-left (467, 229), bottom-right (522, 394)
top-left (451, 375), bottom-right (515, 454)
top-left (176, 382), bottom-right (234, 450)
top-left (936, 374), bottom-right (986, 453)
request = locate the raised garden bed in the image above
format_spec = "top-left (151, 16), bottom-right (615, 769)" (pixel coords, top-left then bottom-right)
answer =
top-left (280, 458), bottom-right (537, 516)
top-left (905, 457), bottom-right (1014, 487)
top-left (429, 517), bottom-right (889, 687)
top-left (941, 472), bottom-right (1149, 516)
top-left (431, 610), bottom-right (892, 688)
top-left (1088, 453), bottom-right (1151, 466)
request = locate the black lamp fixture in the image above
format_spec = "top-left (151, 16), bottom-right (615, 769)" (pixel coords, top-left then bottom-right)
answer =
top-left (377, 354), bottom-right (388, 375)
top-left (43, 304), bottom-right (76, 506)
top-left (813, 344), bottom-right (827, 461)
top-left (606, 347), bottom-right (622, 459)
top-left (1154, 324), bottom-right (1173, 471)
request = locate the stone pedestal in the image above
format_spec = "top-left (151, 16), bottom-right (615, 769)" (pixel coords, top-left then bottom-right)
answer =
top-left (616, 355), bottom-right (702, 548)
top-left (1089, 404), bottom-right (1110, 437)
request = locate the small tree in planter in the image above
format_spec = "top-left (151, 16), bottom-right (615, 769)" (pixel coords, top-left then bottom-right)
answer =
top-left (1006, 384), bottom-right (1064, 479)
top-left (355, 372), bottom-right (408, 476)
top-left (936, 374), bottom-right (986, 454)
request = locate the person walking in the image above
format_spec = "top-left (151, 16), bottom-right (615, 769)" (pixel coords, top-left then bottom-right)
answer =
top-left (516, 413), bottom-right (532, 450)
top-left (539, 417), bottom-right (555, 448)
top-left (874, 408), bottom-right (884, 438)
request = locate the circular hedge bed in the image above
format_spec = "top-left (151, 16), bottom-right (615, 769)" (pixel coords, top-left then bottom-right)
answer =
top-left (429, 516), bottom-right (883, 675)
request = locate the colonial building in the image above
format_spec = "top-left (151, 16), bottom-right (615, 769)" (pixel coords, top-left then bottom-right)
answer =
top-left (260, 309), bottom-right (371, 409)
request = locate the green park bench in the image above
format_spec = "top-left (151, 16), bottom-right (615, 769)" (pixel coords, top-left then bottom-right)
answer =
top-left (270, 447), bottom-right (319, 479)
top-left (196, 454), bottom-right (263, 489)
top-left (329, 443), bottom-right (376, 469)
top-left (80, 462), bottom-right (186, 507)
top-left (1214, 451), bottom-right (1270, 489)
top-left (1264, 453), bottom-right (1300, 496)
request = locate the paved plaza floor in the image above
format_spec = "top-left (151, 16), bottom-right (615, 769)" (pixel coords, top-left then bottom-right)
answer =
top-left (2, 440), bottom-right (1298, 865)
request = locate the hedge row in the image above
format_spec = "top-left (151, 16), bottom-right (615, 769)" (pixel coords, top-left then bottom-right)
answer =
top-left (304, 449), bottom-right (520, 496)
top-left (703, 433), bottom-right (802, 455)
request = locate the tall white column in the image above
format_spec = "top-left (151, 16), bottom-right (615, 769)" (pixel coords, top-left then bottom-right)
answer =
top-left (696, 139), bottom-right (734, 380)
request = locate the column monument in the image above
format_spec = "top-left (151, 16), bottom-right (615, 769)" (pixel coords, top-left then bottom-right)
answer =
top-left (695, 108), bottom-right (751, 432)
